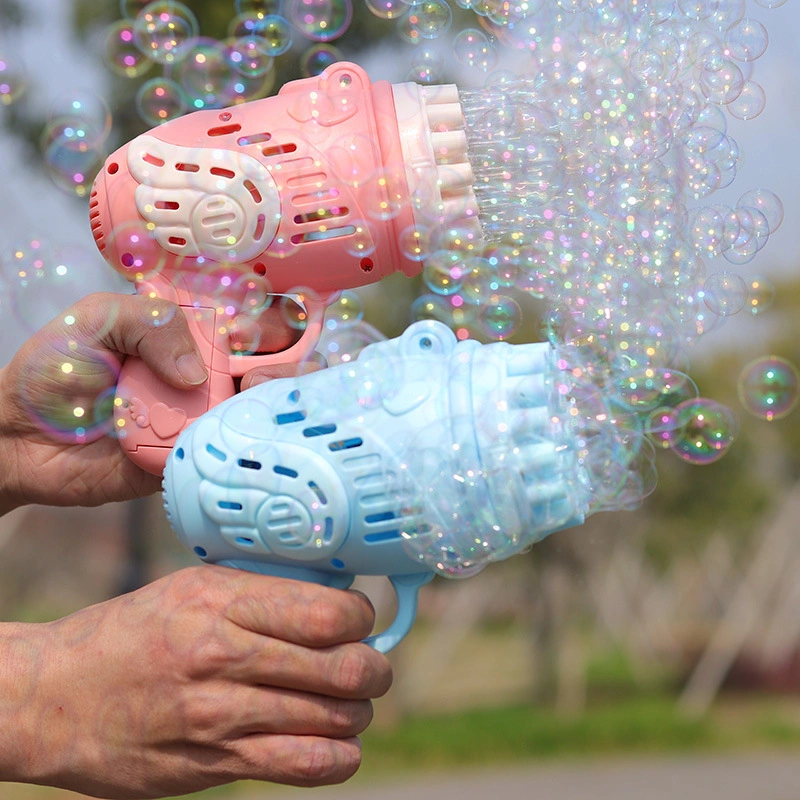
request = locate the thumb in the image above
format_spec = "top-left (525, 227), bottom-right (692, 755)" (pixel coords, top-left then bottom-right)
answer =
top-left (90, 293), bottom-right (208, 390)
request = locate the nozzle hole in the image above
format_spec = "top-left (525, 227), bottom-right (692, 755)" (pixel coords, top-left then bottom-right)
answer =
top-left (121, 252), bottom-right (134, 268)
top-left (107, 162), bottom-right (119, 175)
top-left (194, 546), bottom-right (208, 558)
top-left (253, 262), bottom-right (266, 276)
top-left (339, 74), bottom-right (352, 87)
top-left (360, 257), bottom-right (374, 272)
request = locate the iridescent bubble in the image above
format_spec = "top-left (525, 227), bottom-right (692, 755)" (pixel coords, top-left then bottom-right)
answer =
top-left (453, 28), bottom-right (498, 71)
top-left (646, 406), bottom-right (681, 449)
top-left (133, 1), bottom-right (199, 65)
top-left (365, 0), bottom-right (405, 18)
top-left (136, 77), bottom-right (187, 125)
top-left (299, 43), bottom-right (342, 76)
top-left (738, 356), bottom-right (800, 421)
top-left (325, 290), bottom-right (364, 328)
top-left (753, 0), bottom-right (786, 9)
top-left (616, 368), bottom-right (699, 411)
top-left (290, 0), bottom-right (352, 41)
top-left (228, 35), bottom-right (274, 77)
top-left (280, 290), bottom-right (314, 331)
top-left (726, 80), bottom-right (765, 120)
top-left (254, 15), bottom-right (294, 55)
top-left (698, 58), bottom-right (744, 105)
top-left (737, 188), bottom-right (783, 233)
top-left (407, 46), bottom-right (446, 83)
top-left (104, 20), bottom-right (153, 78)
top-left (725, 17), bottom-right (768, 61)
top-left (40, 102), bottom-right (109, 198)
top-left (406, 0), bottom-right (453, 39)
top-left (0, 54), bottom-right (27, 106)
top-left (423, 250), bottom-right (466, 295)
top-left (669, 398), bottom-right (738, 464)
top-left (702, 270), bottom-right (747, 316)
top-left (745, 276), bottom-right (775, 316)
top-left (478, 295), bottom-right (521, 340)
top-left (174, 39), bottom-right (245, 109)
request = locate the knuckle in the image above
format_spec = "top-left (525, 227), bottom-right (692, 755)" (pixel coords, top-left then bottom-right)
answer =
top-left (333, 648), bottom-right (375, 697)
top-left (294, 740), bottom-right (360, 786)
top-left (329, 698), bottom-right (374, 736)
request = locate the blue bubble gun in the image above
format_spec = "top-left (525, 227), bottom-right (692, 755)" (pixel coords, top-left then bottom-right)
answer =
top-left (162, 320), bottom-right (589, 652)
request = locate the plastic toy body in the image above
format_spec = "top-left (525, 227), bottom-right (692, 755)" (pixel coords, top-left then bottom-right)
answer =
top-left (163, 321), bottom-right (588, 651)
top-left (89, 62), bottom-right (480, 474)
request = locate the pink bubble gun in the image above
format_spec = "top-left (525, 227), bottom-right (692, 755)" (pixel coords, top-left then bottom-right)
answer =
top-left (89, 62), bottom-right (482, 475)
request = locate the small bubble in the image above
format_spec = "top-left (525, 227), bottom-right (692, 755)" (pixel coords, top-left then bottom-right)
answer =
top-left (702, 270), bottom-right (747, 316)
top-left (738, 356), bottom-right (800, 421)
top-left (289, 0), bottom-right (352, 41)
top-left (133, 1), bottom-right (199, 65)
top-left (669, 398), bottom-right (738, 464)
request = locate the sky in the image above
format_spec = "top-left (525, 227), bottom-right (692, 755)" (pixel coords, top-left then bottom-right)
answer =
top-left (0, 0), bottom-right (798, 363)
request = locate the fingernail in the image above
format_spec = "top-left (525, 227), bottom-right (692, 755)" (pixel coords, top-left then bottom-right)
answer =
top-left (176, 353), bottom-right (208, 385)
top-left (246, 371), bottom-right (270, 387)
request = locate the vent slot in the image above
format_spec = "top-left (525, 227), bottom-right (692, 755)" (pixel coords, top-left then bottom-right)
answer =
top-left (263, 143), bottom-right (298, 157)
top-left (254, 214), bottom-right (266, 241)
top-left (244, 179), bottom-right (263, 203)
top-left (364, 530), bottom-right (402, 544)
top-left (329, 437), bottom-right (363, 452)
top-left (238, 458), bottom-right (262, 470)
top-left (365, 511), bottom-right (397, 523)
top-left (309, 481), bottom-right (328, 505)
top-left (155, 200), bottom-right (179, 210)
top-left (294, 207), bottom-right (349, 224)
top-left (276, 410), bottom-right (307, 425)
top-left (287, 171), bottom-right (326, 188)
top-left (274, 465), bottom-right (299, 478)
top-left (235, 536), bottom-right (255, 546)
top-left (292, 188), bottom-right (341, 205)
top-left (143, 152), bottom-right (165, 167)
top-left (206, 443), bottom-right (227, 461)
top-left (210, 167), bottom-right (236, 179)
top-left (176, 162), bottom-right (200, 172)
top-left (169, 236), bottom-right (187, 246)
top-left (303, 423), bottom-right (337, 438)
top-left (208, 123), bottom-right (242, 136)
top-left (238, 132), bottom-right (272, 145)
top-left (218, 500), bottom-right (242, 510)
top-left (292, 226), bottom-right (356, 245)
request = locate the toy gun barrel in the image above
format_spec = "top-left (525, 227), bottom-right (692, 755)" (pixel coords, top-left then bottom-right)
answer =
top-left (163, 321), bottom-right (589, 651)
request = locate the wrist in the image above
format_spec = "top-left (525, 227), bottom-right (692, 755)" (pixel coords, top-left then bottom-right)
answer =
top-left (0, 368), bottom-right (23, 517)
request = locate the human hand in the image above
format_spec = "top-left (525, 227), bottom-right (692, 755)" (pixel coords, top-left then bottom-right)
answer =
top-left (0, 567), bottom-right (391, 799)
top-left (0, 292), bottom-right (301, 514)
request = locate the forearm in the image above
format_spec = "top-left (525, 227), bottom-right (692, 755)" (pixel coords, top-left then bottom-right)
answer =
top-left (0, 622), bottom-right (49, 785)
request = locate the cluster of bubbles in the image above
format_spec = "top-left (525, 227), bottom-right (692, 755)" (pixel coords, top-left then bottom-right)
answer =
top-left (393, 0), bottom-right (799, 537)
top-left (103, 0), bottom-right (356, 130)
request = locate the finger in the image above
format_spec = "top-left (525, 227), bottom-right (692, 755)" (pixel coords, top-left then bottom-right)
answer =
top-left (231, 734), bottom-right (363, 788)
top-left (221, 687), bottom-right (374, 739)
top-left (215, 569), bottom-right (377, 647)
top-left (229, 306), bottom-right (301, 356)
top-left (233, 638), bottom-right (393, 700)
top-left (240, 353), bottom-right (325, 390)
top-left (73, 292), bottom-right (209, 390)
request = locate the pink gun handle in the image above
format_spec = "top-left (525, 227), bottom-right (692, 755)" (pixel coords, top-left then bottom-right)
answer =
top-left (114, 297), bottom-right (325, 476)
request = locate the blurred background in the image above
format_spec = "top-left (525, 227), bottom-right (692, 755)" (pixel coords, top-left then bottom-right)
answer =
top-left (1, 0), bottom-right (800, 798)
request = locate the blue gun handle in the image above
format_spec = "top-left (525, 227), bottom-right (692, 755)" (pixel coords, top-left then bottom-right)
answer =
top-left (364, 572), bottom-right (435, 653)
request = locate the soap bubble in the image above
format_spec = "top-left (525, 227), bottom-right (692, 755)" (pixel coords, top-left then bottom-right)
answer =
top-left (104, 20), bottom-right (152, 77)
top-left (290, 0), bottom-right (352, 41)
top-left (254, 15), bottom-right (294, 55)
top-left (738, 356), bottom-right (800, 421)
top-left (365, 0), bottom-right (405, 18)
top-left (478, 295), bottom-right (521, 340)
top-left (325, 290), bottom-right (364, 328)
top-left (136, 77), bottom-right (187, 125)
top-left (725, 17), bottom-right (768, 61)
top-left (228, 35), bottom-right (275, 77)
top-left (299, 44), bottom-right (342, 76)
top-left (726, 80), bottom-right (766, 120)
top-left (668, 398), bottom-right (738, 464)
top-left (702, 271), bottom-right (747, 316)
top-left (0, 54), bottom-right (28, 106)
top-left (133, 1), bottom-right (199, 65)
top-left (407, 46), bottom-right (446, 83)
top-left (423, 250), bottom-right (466, 295)
top-left (454, 28), bottom-right (498, 71)
top-left (406, 0), bottom-right (453, 39)
top-left (737, 188), bottom-right (783, 233)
